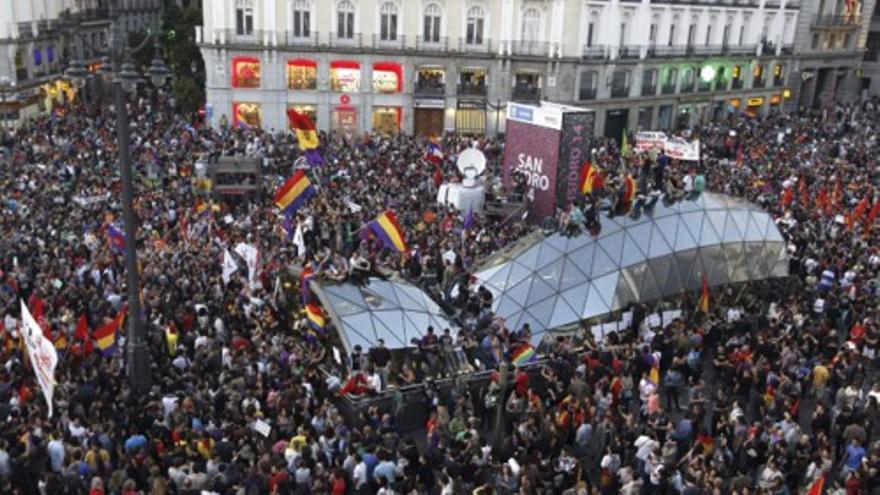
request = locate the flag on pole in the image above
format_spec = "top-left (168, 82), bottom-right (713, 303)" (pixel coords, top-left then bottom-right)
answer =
top-left (622, 174), bottom-right (637, 204)
top-left (73, 314), bottom-right (93, 357)
top-left (511, 343), bottom-right (537, 365)
top-left (305, 303), bottom-right (326, 333)
top-left (19, 300), bottom-right (58, 417)
top-left (366, 210), bottom-right (407, 253)
top-left (94, 310), bottom-right (125, 357)
top-left (865, 201), bottom-right (880, 235)
top-left (287, 109), bottom-right (320, 150)
top-left (425, 141), bottom-right (444, 164)
top-left (107, 225), bottom-right (125, 254)
top-left (698, 275), bottom-right (710, 313)
top-left (578, 161), bottom-right (598, 195)
top-left (620, 130), bottom-right (630, 158)
top-left (222, 248), bottom-right (238, 285)
top-left (806, 475), bottom-right (825, 495)
top-left (273, 170), bottom-right (316, 217)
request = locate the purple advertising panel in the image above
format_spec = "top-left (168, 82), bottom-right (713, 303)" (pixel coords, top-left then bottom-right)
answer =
top-left (557, 112), bottom-right (595, 208)
top-left (502, 119), bottom-right (561, 223)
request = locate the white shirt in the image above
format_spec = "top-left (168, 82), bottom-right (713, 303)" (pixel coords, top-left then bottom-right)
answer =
top-left (352, 461), bottom-right (368, 488)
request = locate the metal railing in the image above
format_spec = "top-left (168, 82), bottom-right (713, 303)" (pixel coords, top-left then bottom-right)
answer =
top-left (510, 40), bottom-right (549, 57)
top-left (415, 35), bottom-right (448, 52)
top-left (582, 45), bottom-right (607, 59)
top-left (282, 30), bottom-right (318, 47)
top-left (414, 82), bottom-right (445, 96)
top-left (219, 28), bottom-right (268, 46)
top-left (618, 45), bottom-right (641, 59)
top-left (647, 46), bottom-right (687, 58)
top-left (727, 44), bottom-right (758, 56)
top-left (459, 37), bottom-right (492, 53)
top-left (511, 85), bottom-right (541, 101)
top-left (610, 84), bottom-right (630, 98)
top-left (16, 23), bottom-right (33, 39)
top-left (661, 83), bottom-right (676, 95)
top-left (680, 80), bottom-right (695, 93)
top-left (330, 32), bottom-right (363, 48)
top-left (692, 44), bottom-right (724, 56)
top-left (641, 83), bottom-right (657, 97)
top-left (578, 87), bottom-right (597, 100)
top-left (457, 83), bottom-right (487, 97)
top-left (780, 44), bottom-right (794, 55)
top-left (813, 15), bottom-right (860, 27)
top-left (372, 34), bottom-right (405, 50)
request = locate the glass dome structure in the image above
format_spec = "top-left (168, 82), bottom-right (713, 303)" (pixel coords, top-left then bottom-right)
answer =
top-left (474, 192), bottom-right (789, 346)
top-left (313, 277), bottom-right (459, 352)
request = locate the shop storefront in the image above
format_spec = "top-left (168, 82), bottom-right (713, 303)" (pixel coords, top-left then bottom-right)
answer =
top-left (745, 97), bottom-right (764, 117)
top-left (332, 107), bottom-right (358, 135)
top-left (287, 59), bottom-right (317, 90)
top-left (232, 57), bottom-right (261, 88)
top-left (414, 99), bottom-right (445, 137)
top-left (372, 62), bottom-right (403, 94)
top-left (371, 106), bottom-right (402, 135)
top-left (233, 102), bottom-right (262, 128)
top-left (330, 60), bottom-right (360, 93)
top-left (455, 100), bottom-right (486, 135)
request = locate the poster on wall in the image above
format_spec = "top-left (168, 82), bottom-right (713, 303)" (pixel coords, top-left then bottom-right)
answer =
top-left (232, 57), bottom-right (261, 88)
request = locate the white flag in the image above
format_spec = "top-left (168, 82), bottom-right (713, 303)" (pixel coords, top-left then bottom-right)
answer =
top-left (222, 249), bottom-right (238, 285)
top-left (292, 222), bottom-right (306, 257)
top-left (234, 242), bottom-right (261, 289)
top-left (19, 300), bottom-right (58, 418)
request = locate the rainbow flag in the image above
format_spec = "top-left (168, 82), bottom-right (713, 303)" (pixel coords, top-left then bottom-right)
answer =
top-left (698, 275), bottom-right (709, 313)
top-left (367, 210), bottom-right (407, 253)
top-left (578, 161), bottom-right (597, 195)
top-left (511, 343), bottom-right (537, 365)
top-left (94, 310), bottom-right (125, 357)
top-left (287, 109), bottom-right (319, 150)
top-left (305, 303), bottom-right (326, 333)
top-left (623, 174), bottom-right (637, 204)
top-left (274, 170), bottom-right (316, 217)
top-left (107, 224), bottom-right (125, 254)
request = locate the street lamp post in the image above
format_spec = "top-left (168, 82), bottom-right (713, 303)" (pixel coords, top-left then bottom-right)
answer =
top-left (65, 2), bottom-right (170, 395)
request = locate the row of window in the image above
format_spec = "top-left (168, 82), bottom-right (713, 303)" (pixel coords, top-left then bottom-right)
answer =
top-left (237, 0), bottom-right (504, 45)
top-left (232, 57), bottom-right (406, 93)
top-left (586, 10), bottom-right (792, 48)
top-left (578, 64), bottom-right (786, 100)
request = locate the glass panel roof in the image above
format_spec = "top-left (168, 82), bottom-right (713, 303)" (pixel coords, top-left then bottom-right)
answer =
top-left (474, 192), bottom-right (788, 345)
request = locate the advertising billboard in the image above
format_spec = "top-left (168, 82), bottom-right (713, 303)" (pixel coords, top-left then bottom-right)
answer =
top-left (557, 112), bottom-right (595, 207)
top-left (502, 119), bottom-right (561, 223)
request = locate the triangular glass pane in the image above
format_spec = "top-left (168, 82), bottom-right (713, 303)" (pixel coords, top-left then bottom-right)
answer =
top-left (648, 222), bottom-right (675, 259)
top-left (662, 255), bottom-right (684, 294)
top-left (591, 272), bottom-right (619, 309)
top-left (640, 265), bottom-right (661, 301)
top-left (536, 242), bottom-right (563, 270)
top-left (549, 296), bottom-right (581, 328)
top-left (674, 249), bottom-right (703, 290)
top-left (648, 255), bottom-right (673, 296)
top-left (743, 242), bottom-right (764, 279)
top-left (324, 285), bottom-right (367, 307)
top-left (613, 269), bottom-right (637, 308)
top-left (536, 258), bottom-right (565, 290)
top-left (527, 298), bottom-right (556, 328)
top-left (599, 232), bottom-right (626, 266)
top-left (374, 311), bottom-right (404, 346)
top-left (569, 244), bottom-right (596, 278)
top-left (517, 311), bottom-right (542, 334)
top-left (675, 197), bottom-right (704, 212)
top-left (477, 264), bottom-right (504, 284)
top-left (544, 233), bottom-right (570, 253)
top-left (592, 245), bottom-right (617, 278)
top-left (506, 262), bottom-right (533, 289)
top-left (728, 211), bottom-right (750, 242)
top-left (700, 212), bottom-right (723, 245)
top-left (495, 295), bottom-right (523, 320)
top-left (597, 216), bottom-right (623, 237)
top-left (561, 284), bottom-right (591, 317)
top-left (765, 219), bottom-right (784, 242)
top-left (506, 277), bottom-right (533, 305)
top-left (560, 258), bottom-right (590, 291)
top-left (516, 244), bottom-right (542, 270)
top-left (621, 232), bottom-right (648, 267)
top-left (485, 264), bottom-right (513, 291)
top-left (507, 311), bottom-right (525, 335)
top-left (566, 233), bottom-right (595, 253)
top-left (527, 276), bottom-right (558, 306)
top-left (343, 323), bottom-right (376, 351)
top-left (721, 211), bottom-right (743, 242)
top-left (746, 212), bottom-right (769, 242)
top-left (674, 216), bottom-right (699, 251)
top-left (619, 265), bottom-right (644, 301)
top-left (583, 282), bottom-right (611, 318)
top-left (344, 312), bottom-right (377, 340)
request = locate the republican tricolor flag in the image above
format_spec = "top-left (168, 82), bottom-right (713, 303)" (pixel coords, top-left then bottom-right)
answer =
top-left (367, 210), bottom-right (407, 253)
top-left (274, 170), bottom-right (316, 217)
top-left (305, 303), bottom-right (326, 333)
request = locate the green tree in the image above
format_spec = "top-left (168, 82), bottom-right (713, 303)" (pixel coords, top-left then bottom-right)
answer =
top-left (160, 3), bottom-right (205, 113)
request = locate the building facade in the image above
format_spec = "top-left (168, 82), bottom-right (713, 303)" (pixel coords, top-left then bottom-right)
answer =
top-left (862, 5), bottom-right (880, 96)
top-left (197, 0), bottom-right (859, 137)
top-left (0, 0), bottom-right (163, 125)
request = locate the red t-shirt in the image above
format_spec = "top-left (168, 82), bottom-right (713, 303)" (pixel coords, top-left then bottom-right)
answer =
top-left (331, 478), bottom-right (346, 495)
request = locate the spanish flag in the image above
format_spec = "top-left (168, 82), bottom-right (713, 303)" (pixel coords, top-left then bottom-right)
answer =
top-left (273, 170), bottom-right (316, 217)
top-left (623, 174), bottom-right (637, 204)
top-left (94, 310), bottom-right (126, 357)
top-left (698, 275), bottom-right (709, 314)
top-left (287, 109), bottom-right (319, 150)
top-left (578, 161), bottom-right (597, 195)
top-left (305, 303), bottom-right (326, 333)
top-left (367, 210), bottom-right (407, 253)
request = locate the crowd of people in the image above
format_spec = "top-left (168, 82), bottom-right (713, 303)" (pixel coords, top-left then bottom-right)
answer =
top-left (0, 89), bottom-right (877, 494)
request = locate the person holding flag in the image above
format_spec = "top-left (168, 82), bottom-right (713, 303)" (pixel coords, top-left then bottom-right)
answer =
top-left (366, 210), bottom-right (407, 254)
top-left (274, 170), bottom-right (316, 218)
top-left (287, 109), bottom-right (325, 167)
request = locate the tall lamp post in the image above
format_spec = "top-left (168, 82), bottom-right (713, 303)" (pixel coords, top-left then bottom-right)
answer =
top-left (65, 3), bottom-right (171, 395)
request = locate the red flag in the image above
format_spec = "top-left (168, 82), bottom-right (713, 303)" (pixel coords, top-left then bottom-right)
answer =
top-left (831, 180), bottom-right (843, 212)
top-left (865, 201), bottom-right (880, 235)
top-left (735, 144), bottom-right (744, 167)
top-left (806, 475), bottom-right (825, 495)
top-left (816, 187), bottom-right (829, 216)
top-left (179, 214), bottom-right (189, 244)
top-left (798, 178), bottom-right (809, 209)
top-left (780, 187), bottom-right (793, 209)
top-left (847, 197), bottom-right (869, 230)
top-left (433, 167), bottom-right (442, 188)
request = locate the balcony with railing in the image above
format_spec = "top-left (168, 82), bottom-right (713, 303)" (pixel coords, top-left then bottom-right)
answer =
top-left (16, 23), bottom-right (34, 39)
top-left (511, 40), bottom-right (549, 57)
top-left (582, 45), bottom-right (608, 59)
top-left (661, 82), bottom-right (676, 95)
top-left (812, 15), bottom-right (860, 28)
top-left (283, 31), bottom-right (319, 47)
top-left (459, 37), bottom-right (492, 53)
top-left (647, 46), bottom-right (687, 58)
top-left (457, 83), bottom-right (488, 97)
top-left (692, 44), bottom-right (724, 56)
top-left (415, 80), bottom-right (445, 97)
top-left (373, 34), bottom-right (406, 51)
top-left (727, 44), bottom-right (758, 56)
top-left (641, 80), bottom-right (657, 97)
top-left (578, 87), bottom-right (597, 100)
top-left (219, 28), bottom-right (268, 46)
top-left (511, 84), bottom-right (541, 101)
top-left (330, 32), bottom-right (363, 48)
top-left (618, 45), bottom-right (641, 59)
top-left (416, 36), bottom-right (449, 52)
top-left (680, 78), bottom-right (695, 93)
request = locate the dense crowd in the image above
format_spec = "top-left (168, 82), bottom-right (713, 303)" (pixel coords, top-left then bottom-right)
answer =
top-left (0, 91), bottom-right (877, 495)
